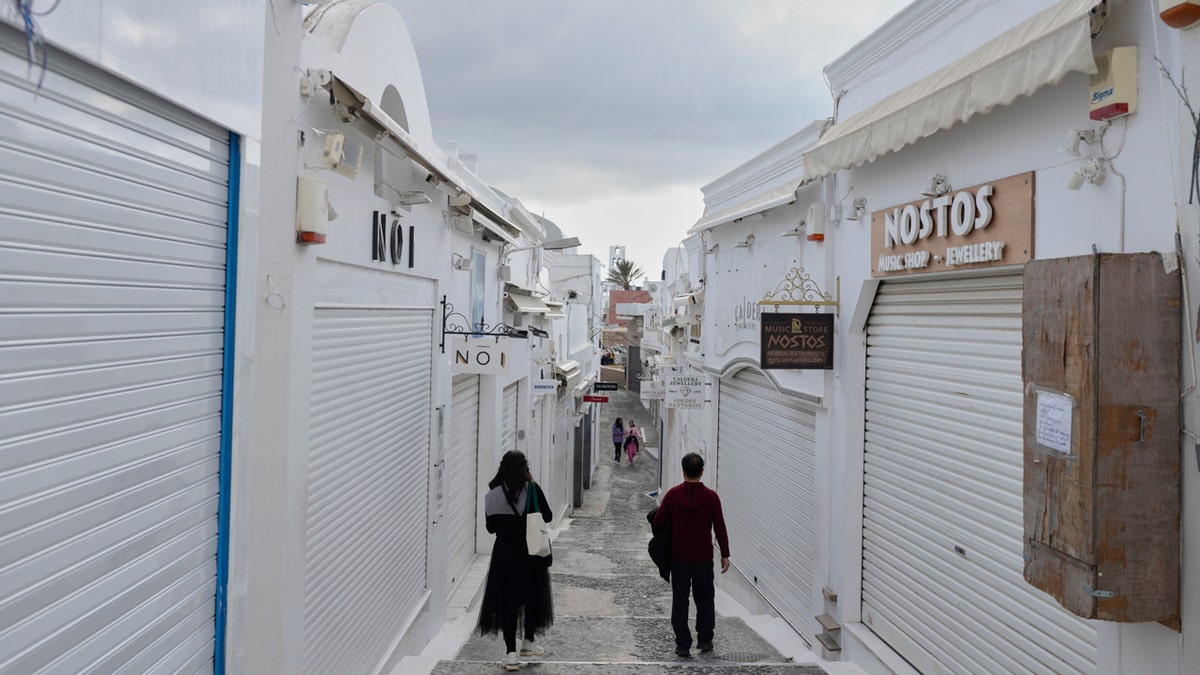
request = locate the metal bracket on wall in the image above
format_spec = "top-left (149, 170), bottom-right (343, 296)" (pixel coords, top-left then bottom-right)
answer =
top-left (439, 294), bottom-right (527, 353)
top-left (1084, 585), bottom-right (1115, 599)
top-left (757, 267), bottom-right (840, 317)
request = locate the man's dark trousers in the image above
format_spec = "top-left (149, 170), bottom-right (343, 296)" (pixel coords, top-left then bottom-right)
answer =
top-left (670, 560), bottom-right (715, 648)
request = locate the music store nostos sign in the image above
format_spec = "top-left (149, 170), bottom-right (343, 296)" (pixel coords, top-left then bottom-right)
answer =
top-left (760, 313), bottom-right (834, 370)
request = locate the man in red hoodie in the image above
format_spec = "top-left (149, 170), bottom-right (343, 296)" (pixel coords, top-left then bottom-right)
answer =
top-left (653, 452), bottom-right (730, 658)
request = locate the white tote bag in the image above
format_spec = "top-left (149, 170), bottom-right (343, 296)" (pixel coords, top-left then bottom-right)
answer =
top-left (525, 483), bottom-right (552, 557)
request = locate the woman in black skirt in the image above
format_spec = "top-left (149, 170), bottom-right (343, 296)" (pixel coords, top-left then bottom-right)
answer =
top-left (477, 451), bottom-right (554, 671)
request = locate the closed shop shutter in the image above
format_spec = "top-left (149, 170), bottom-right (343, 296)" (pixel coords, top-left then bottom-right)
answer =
top-left (528, 396), bottom-right (544, 481)
top-left (0, 33), bottom-right (231, 673)
top-left (716, 369), bottom-right (817, 639)
top-left (684, 407), bottom-right (706, 460)
top-left (305, 307), bottom-right (433, 675)
top-left (863, 274), bottom-right (1097, 674)
top-left (446, 375), bottom-right (480, 595)
top-left (501, 383), bottom-right (519, 452)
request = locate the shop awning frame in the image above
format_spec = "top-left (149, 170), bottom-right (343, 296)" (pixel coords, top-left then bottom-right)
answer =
top-left (689, 179), bottom-right (801, 234)
top-left (505, 291), bottom-right (551, 315)
top-left (325, 74), bottom-right (521, 245)
top-left (801, 0), bottom-right (1099, 182)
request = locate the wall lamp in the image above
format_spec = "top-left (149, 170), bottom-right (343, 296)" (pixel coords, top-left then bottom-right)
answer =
top-left (847, 197), bottom-right (868, 221)
top-left (396, 190), bottom-right (432, 206)
top-left (734, 234), bottom-right (756, 248)
top-left (1059, 129), bottom-right (1100, 157)
top-left (451, 253), bottom-right (473, 271)
top-left (1067, 157), bottom-right (1107, 190)
top-left (920, 174), bottom-right (953, 197)
top-left (782, 222), bottom-right (805, 237)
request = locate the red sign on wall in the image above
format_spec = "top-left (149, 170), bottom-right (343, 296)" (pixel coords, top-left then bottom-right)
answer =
top-left (582, 395), bottom-right (609, 403)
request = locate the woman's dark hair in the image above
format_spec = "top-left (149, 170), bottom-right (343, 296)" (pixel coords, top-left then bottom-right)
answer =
top-left (489, 451), bottom-right (532, 506)
top-left (614, 418), bottom-right (623, 427)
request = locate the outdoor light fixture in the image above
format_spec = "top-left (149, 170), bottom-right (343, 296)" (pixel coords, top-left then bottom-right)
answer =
top-left (395, 190), bottom-right (432, 206)
top-left (847, 197), bottom-right (868, 221)
top-left (1059, 129), bottom-right (1100, 157)
top-left (734, 234), bottom-right (756, 248)
top-left (1066, 157), bottom-right (1107, 190)
top-left (920, 174), bottom-right (953, 197)
top-left (450, 252), bottom-right (473, 271)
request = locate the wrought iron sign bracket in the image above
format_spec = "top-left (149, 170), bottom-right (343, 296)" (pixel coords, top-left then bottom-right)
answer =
top-left (757, 268), bottom-right (840, 317)
top-left (440, 294), bottom-right (528, 353)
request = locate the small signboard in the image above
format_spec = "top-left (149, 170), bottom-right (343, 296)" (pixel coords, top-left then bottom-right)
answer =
top-left (449, 335), bottom-right (510, 374)
top-left (666, 374), bottom-right (704, 409)
top-left (760, 313), bottom-right (834, 370)
top-left (532, 379), bottom-right (558, 395)
top-left (582, 395), bottom-right (609, 403)
top-left (640, 380), bottom-right (665, 401)
top-left (593, 381), bottom-right (619, 391)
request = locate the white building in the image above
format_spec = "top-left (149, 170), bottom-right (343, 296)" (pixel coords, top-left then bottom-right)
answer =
top-left (0, 2), bottom-right (600, 673)
top-left (655, 1), bottom-right (1200, 673)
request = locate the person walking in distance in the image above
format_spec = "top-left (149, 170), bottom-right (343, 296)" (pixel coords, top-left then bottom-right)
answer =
top-left (623, 419), bottom-right (645, 466)
top-left (611, 417), bottom-right (625, 463)
top-left (477, 451), bottom-right (554, 671)
top-left (653, 452), bottom-right (730, 658)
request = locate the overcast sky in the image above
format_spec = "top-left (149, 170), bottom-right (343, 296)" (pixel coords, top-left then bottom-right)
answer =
top-left (388, 0), bottom-right (911, 275)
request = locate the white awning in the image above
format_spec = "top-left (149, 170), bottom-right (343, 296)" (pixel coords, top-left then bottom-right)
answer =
top-left (506, 291), bottom-right (551, 314)
top-left (326, 74), bottom-right (521, 245)
top-left (542, 300), bottom-right (565, 319)
top-left (801, 0), bottom-right (1099, 182)
top-left (689, 179), bottom-right (800, 234)
top-left (554, 359), bottom-right (582, 391)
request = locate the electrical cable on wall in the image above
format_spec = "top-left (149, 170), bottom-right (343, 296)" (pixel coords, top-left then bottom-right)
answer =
top-left (9, 0), bottom-right (59, 93)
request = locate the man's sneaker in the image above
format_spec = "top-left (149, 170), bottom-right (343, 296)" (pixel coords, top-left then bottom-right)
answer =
top-left (675, 646), bottom-right (691, 658)
top-left (502, 651), bottom-right (520, 671)
top-left (698, 641), bottom-right (714, 653)
top-left (520, 640), bottom-right (545, 657)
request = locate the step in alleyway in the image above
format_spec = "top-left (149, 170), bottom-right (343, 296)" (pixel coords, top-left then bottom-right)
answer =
top-left (401, 388), bottom-right (852, 674)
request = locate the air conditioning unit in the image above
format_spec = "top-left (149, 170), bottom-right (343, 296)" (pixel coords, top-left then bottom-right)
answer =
top-left (806, 202), bottom-right (825, 242)
top-left (1160, 1), bottom-right (1200, 28)
top-left (1090, 47), bottom-right (1137, 121)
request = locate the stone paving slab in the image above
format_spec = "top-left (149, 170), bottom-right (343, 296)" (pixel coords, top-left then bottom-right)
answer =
top-left (455, 617), bottom-right (785, 665)
top-left (431, 662), bottom-right (824, 674)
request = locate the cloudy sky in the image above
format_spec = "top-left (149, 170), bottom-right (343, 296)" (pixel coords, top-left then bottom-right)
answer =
top-left (388, 0), bottom-right (911, 275)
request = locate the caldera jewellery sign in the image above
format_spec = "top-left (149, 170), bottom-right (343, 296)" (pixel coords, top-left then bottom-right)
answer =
top-left (666, 374), bottom-right (704, 409)
top-left (760, 312), bottom-right (834, 370)
top-left (871, 172), bottom-right (1034, 277)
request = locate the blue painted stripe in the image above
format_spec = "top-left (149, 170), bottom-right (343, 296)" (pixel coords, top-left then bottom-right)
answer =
top-left (214, 131), bottom-right (240, 675)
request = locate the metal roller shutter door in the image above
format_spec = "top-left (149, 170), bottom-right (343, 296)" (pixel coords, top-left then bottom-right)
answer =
top-left (685, 407), bottom-right (705, 460)
top-left (528, 396), bottom-right (544, 480)
top-left (446, 375), bottom-right (480, 595)
top-left (501, 383), bottom-right (518, 453)
top-left (716, 369), bottom-right (817, 639)
top-left (0, 31), bottom-right (231, 674)
top-left (305, 308), bottom-right (433, 675)
top-left (863, 274), bottom-right (1097, 674)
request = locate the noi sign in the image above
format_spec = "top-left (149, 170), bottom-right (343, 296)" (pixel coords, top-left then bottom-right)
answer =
top-left (449, 335), bottom-right (510, 374)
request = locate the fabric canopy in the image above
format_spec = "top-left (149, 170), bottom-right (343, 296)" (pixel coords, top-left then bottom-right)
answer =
top-left (802, 0), bottom-right (1099, 182)
top-left (505, 292), bottom-right (551, 314)
top-left (689, 179), bottom-right (801, 234)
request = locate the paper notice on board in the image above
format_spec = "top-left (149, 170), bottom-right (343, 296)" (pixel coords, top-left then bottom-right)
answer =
top-left (1036, 390), bottom-right (1074, 455)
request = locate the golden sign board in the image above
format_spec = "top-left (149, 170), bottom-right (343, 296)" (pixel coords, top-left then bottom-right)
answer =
top-left (870, 172), bottom-right (1034, 277)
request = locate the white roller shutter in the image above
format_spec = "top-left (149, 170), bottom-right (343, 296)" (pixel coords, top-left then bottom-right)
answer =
top-left (528, 396), bottom-right (544, 481)
top-left (863, 274), bottom-right (1097, 674)
top-left (446, 375), bottom-right (479, 595)
top-left (0, 32), bottom-right (231, 674)
top-left (685, 407), bottom-right (706, 461)
top-left (501, 383), bottom-right (519, 453)
top-left (305, 307), bottom-right (433, 675)
top-left (716, 369), bottom-right (817, 640)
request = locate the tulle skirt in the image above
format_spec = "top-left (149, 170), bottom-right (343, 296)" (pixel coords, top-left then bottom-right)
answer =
top-left (477, 536), bottom-right (554, 637)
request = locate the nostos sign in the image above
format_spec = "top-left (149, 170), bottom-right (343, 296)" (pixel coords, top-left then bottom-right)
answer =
top-left (760, 312), bottom-right (834, 370)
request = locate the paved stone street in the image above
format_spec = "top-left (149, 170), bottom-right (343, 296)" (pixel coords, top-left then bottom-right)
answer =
top-left (424, 386), bottom-right (829, 674)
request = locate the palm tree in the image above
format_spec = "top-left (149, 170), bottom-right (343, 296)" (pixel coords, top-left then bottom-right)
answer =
top-left (607, 259), bottom-right (644, 290)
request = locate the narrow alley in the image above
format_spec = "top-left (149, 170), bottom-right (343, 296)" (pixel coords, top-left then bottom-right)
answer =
top-left (408, 387), bottom-right (843, 675)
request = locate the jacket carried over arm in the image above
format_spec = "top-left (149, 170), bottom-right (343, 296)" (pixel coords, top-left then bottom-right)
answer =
top-left (652, 481), bottom-right (729, 564)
